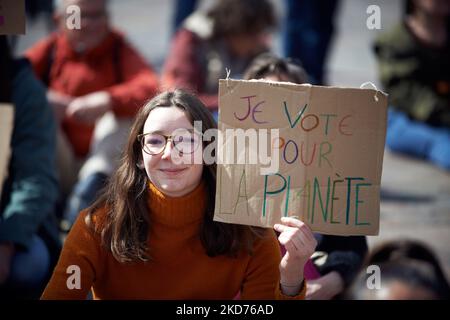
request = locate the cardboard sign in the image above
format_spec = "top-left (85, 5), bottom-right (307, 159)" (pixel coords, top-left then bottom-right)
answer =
top-left (0, 0), bottom-right (25, 35)
top-left (0, 104), bottom-right (14, 199)
top-left (213, 79), bottom-right (387, 236)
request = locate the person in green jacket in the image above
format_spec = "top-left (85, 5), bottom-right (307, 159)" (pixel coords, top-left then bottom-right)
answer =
top-left (373, 0), bottom-right (450, 170)
top-left (0, 36), bottom-right (61, 299)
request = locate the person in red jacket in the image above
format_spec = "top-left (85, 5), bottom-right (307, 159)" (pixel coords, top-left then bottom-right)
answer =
top-left (161, 0), bottom-right (277, 118)
top-left (25, 0), bottom-right (159, 230)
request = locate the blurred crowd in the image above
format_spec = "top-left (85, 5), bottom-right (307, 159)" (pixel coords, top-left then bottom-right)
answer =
top-left (0, 0), bottom-right (449, 300)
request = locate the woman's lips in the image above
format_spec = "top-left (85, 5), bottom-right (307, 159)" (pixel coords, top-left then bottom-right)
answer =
top-left (159, 168), bottom-right (188, 176)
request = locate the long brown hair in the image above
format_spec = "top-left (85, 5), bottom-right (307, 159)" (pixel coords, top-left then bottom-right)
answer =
top-left (87, 89), bottom-right (266, 263)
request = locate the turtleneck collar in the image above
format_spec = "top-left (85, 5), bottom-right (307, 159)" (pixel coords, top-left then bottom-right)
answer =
top-left (148, 180), bottom-right (207, 228)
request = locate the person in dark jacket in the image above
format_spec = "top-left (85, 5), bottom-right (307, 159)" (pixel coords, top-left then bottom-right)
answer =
top-left (0, 36), bottom-right (61, 299)
top-left (373, 0), bottom-right (450, 170)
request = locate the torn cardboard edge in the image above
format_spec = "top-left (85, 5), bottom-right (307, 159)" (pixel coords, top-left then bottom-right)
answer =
top-left (0, 104), bottom-right (15, 199)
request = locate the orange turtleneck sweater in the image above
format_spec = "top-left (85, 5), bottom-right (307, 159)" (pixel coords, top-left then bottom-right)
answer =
top-left (41, 181), bottom-right (305, 299)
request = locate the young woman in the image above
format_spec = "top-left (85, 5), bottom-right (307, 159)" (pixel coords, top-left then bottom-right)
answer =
top-left (41, 89), bottom-right (316, 299)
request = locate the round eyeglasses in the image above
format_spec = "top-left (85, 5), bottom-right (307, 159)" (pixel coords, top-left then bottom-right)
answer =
top-left (137, 130), bottom-right (201, 155)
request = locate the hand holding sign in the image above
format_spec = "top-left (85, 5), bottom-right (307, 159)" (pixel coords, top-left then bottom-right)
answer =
top-left (274, 217), bottom-right (317, 295)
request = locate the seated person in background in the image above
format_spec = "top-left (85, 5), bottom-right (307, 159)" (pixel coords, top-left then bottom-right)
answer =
top-left (0, 36), bottom-right (60, 299)
top-left (374, 0), bottom-right (450, 170)
top-left (346, 239), bottom-right (450, 300)
top-left (244, 53), bottom-right (369, 300)
top-left (25, 0), bottom-right (159, 229)
top-left (161, 0), bottom-right (277, 117)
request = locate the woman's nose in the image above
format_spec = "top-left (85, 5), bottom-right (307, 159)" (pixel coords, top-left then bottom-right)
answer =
top-left (161, 138), bottom-right (174, 160)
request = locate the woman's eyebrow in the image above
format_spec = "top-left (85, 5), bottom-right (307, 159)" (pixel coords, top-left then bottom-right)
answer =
top-left (143, 128), bottom-right (195, 135)
top-left (142, 130), bottom-right (165, 135)
top-left (175, 128), bottom-right (195, 132)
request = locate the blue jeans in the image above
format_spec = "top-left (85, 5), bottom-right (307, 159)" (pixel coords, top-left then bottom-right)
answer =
top-left (64, 172), bottom-right (108, 226)
top-left (387, 109), bottom-right (450, 170)
top-left (212, 110), bottom-right (219, 123)
top-left (1, 235), bottom-right (50, 299)
top-left (172, 0), bottom-right (198, 33)
top-left (283, 0), bottom-right (339, 85)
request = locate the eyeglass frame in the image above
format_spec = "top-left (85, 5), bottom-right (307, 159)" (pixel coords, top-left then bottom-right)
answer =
top-left (137, 130), bottom-right (202, 156)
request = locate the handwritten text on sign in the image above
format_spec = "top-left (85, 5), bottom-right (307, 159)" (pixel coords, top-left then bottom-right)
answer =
top-left (213, 80), bottom-right (387, 236)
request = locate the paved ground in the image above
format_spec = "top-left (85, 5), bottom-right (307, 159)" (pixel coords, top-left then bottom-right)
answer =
top-left (14, 0), bottom-right (450, 277)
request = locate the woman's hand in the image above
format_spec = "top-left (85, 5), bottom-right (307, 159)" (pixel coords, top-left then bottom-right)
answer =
top-left (274, 217), bottom-right (317, 296)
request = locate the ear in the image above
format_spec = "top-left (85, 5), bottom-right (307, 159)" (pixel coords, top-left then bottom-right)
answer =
top-left (136, 161), bottom-right (145, 170)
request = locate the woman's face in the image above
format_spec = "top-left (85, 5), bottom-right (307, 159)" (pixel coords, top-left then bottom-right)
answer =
top-left (140, 106), bottom-right (203, 197)
top-left (60, 0), bottom-right (110, 51)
